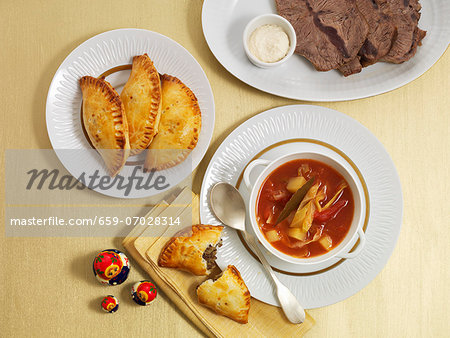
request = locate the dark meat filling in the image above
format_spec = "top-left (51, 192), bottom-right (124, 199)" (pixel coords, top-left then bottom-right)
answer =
top-left (202, 239), bottom-right (223, 270)
top-left (195, 268), bottom-right (224, 292)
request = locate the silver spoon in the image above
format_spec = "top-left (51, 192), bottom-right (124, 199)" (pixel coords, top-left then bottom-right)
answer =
top-left (210, 182), bottom-right (306, 324)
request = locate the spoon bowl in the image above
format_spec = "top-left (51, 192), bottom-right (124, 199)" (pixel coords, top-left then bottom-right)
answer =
top-left (210, 182), bottom-right (246, 232)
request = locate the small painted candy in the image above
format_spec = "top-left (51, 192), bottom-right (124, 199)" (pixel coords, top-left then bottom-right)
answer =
top-left (101, 295), bottom-right (119, 313)
top-left (131, 281), bottom-right (157, 306)
top-left (93, 249), bottom-right (130, 285)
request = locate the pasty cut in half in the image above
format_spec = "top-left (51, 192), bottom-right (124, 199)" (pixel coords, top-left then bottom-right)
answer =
top-left (158, 225), bottom-right (223, 276)
top-left (196, 265), bottom-right (251, 324)
top-left (121, 54), bottom-right (162, 155)
top-left (80, 76), bottom-right (130, 177)
top-left (144, 74), bottom-right (201, 171)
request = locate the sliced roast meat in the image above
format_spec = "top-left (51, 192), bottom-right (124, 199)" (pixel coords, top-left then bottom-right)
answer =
top-left (356, 0), bottom-right (397, 66)
top-left (338, 57), bottom-right (363, 77)
top-left (338, 0), bottom-right (397, 76)
top-left (275, 0), bottom-right (369, 71)
top-left (398, 26), bottom-right (426, 62)
top-left (382, 0), bottom-right (426, 63)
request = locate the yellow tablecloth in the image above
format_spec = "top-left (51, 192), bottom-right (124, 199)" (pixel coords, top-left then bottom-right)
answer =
top-left (1, 0), bottom-right (449, 337)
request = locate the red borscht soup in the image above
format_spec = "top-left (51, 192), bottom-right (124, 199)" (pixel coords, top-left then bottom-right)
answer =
top-left (256, 159), bottom-right (354, 258)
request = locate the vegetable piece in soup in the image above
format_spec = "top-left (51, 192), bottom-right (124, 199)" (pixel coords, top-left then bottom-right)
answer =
top-left (256, 159), bottom-right (354, 258)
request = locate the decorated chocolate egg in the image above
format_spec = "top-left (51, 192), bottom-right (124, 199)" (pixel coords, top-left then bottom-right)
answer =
top-left (101, 295), bottom-right (119, 313)
top-left (93, 249), bottom-right (130, 285)
top-left (131, 280), bottom-right (157, 306)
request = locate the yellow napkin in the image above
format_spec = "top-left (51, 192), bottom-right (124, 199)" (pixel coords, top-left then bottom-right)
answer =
top-left (123, 188), bottom-right (314, 337)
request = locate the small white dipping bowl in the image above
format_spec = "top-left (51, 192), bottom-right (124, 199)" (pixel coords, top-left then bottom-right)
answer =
top-left (243, 152), bottom-right (366, 266)
top-left (243, 14), bottom-right (297, 68)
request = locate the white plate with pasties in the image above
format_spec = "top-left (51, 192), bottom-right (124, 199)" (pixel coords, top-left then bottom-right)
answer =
top-left (46, 29), bottom-right (215, 198)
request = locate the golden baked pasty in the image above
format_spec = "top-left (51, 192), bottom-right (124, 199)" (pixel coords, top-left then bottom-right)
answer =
top-left (121, 54), bottom-right (162, 155)
top-left (144, 74), bottom-right (201, 171)
top-left (158, 224), bottom-right (223, 276)
top-left (80, 76), bottom-right (130, 177)
top-left (197, 265), bottom-right (251, 324)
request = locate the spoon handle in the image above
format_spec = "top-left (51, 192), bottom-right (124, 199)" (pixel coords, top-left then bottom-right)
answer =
top-left (242, 230), bottom-right (306, 324)
top-left (242, 231), bottom-right (280, 283)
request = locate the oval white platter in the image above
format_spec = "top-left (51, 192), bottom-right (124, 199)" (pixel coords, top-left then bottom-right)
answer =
top-left (199, 105), bottom-right (403, 308)
top-left (46, 29), bottom-right (215, 198)
top-left (202, 0), bottom-right (449, 101)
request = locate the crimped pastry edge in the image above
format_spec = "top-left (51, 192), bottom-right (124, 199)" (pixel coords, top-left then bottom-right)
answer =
top-left (122, 53), bottom-right (162, 156)
top-left (144, 73), bottom-right (201, 171)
